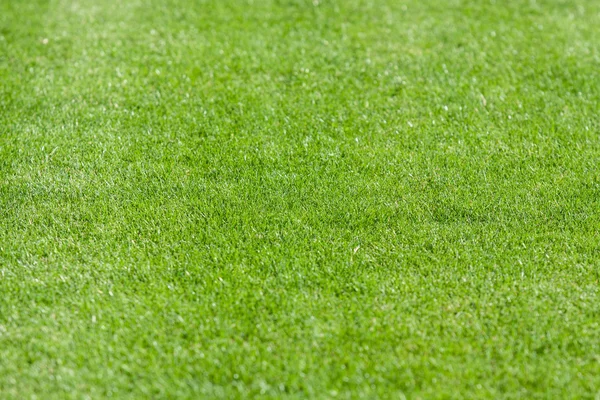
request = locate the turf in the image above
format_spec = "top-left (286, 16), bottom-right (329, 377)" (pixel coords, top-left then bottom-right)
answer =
top-left (1, 0), bottom-right (600, 398)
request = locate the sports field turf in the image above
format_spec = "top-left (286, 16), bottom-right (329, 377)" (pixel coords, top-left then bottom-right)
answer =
top-left (1, 0), bottom-right (600, 398)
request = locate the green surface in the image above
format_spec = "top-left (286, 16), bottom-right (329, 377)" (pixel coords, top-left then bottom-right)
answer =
top-left (1, 0), bottom-right (600, 398)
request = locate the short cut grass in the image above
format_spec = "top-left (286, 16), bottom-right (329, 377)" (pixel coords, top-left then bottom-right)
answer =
top-left (1, 0), bottom-right (600, 398)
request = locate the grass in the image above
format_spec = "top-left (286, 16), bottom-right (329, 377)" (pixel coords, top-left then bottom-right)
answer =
top-left (1, 0), bottom-right (600, 398)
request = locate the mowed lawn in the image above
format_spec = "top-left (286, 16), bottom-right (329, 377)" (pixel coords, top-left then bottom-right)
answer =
top-left (1, 0), bottom-right (600, 398)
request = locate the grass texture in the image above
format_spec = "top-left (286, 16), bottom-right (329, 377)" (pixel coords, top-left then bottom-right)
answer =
top-left (1, 0), bottom-right (600, 398)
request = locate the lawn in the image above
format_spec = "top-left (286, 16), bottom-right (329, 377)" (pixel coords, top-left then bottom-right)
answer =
top-left (1, 0), bottom-right (600, 398)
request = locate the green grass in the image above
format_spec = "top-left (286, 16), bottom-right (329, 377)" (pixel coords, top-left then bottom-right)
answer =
top-left (1, 0), bottom-right (600, 398)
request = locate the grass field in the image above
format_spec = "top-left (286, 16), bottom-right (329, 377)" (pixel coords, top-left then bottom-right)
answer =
top-left (1, 0), bottom-right (600, 398)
